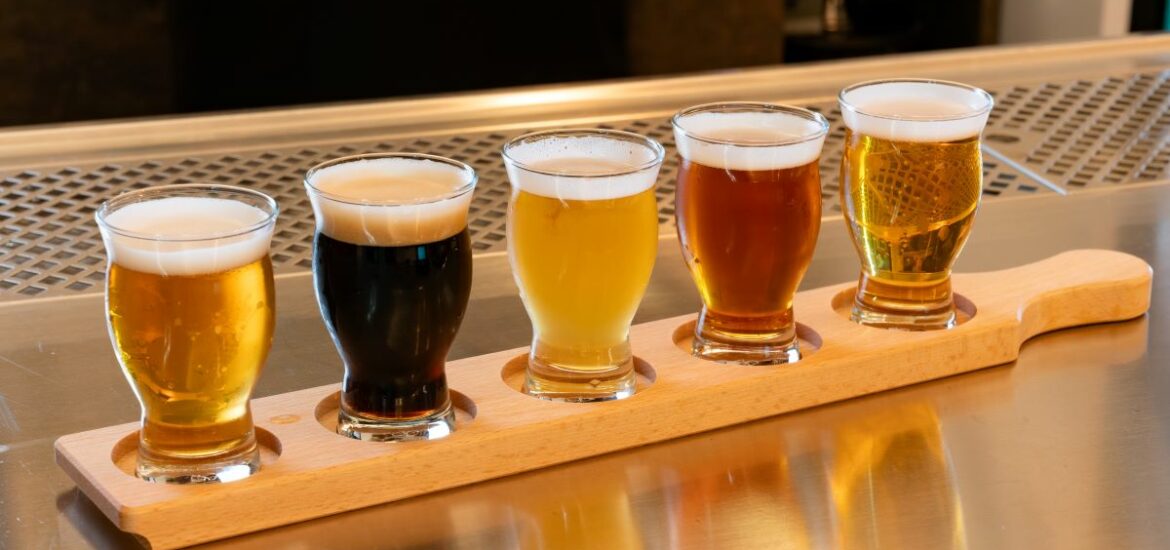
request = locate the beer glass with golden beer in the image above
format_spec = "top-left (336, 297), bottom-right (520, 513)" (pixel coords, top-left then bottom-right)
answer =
top-left (504, 129), bottom-right (664, 402)
top-left (96, 184), bottom-right (278, 483)
top-left (306, 153), bottom-right (476, 442)
top-left (839, 79), bottom-right (993, 329)
top-left (673, 103), bottom-right (829, 364)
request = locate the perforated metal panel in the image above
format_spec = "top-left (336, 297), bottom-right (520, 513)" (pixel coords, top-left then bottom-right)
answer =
top-left (985, 71), bottom-right (1170, 189)
top-left (5, 69), bottom-right (1169, 300)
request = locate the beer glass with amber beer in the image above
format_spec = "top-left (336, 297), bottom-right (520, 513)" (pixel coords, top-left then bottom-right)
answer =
top-left (306, 153), bottom-right (475, 441)
top-left (839, 79), bottom-right (993, 329)
top-left (504, 129), bottom-right (664, 402)
top-left (97, 184), bottom-right (278, 483)
top-left (673, 103), bottom-right (829, 364)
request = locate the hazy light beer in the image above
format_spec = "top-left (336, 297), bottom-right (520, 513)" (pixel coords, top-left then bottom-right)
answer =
top-left (97, 185), bottom-right (278, 484)
top-left (504, 129), bottom-right (664, 402)
top-left (672, 103), bottom-right (829, 364)
top-left (305, 153), bottom-right (475, 441)
top-left (839, 79), bottom-right (993, 329)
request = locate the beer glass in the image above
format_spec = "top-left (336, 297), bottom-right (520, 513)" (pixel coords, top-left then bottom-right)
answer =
top-left (97, 184), bottom-right (278, 483)
top-left (839, 79), bottom-right (993, 329)
top-left (503, 129), bottom-right (664, 402)
top-left (305, 153), bottom-right (475, 441)
top-left (672, 103), bottom-right (829, 364)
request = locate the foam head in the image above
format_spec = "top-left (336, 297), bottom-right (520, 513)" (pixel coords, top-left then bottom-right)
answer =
top-left (502, 131), bottom-right (664, 201)
top-left (839, 79), bottom-right (993, 143)
top-left (305, 156), bottom-right (476, 247)
top-left (672, 104), bottom-right (829, 171)
top-left (99, 196), bottom-right (275, 277)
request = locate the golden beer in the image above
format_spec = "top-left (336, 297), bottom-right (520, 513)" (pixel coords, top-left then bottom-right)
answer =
top-left (504, 130), bottom-right (664, 402)
top-left (839, 79), bottom-right (993, 329)
top-left (98, 186), bottom-right (277, 483)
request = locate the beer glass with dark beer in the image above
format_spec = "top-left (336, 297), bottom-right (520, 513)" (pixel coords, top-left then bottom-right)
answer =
top-left (673, 103), bottom-right (829, 364)
top-left (504, 129), bottom-right (664, 402)
top-left (839, 79), bottom-right (993, 329)
top-left (97, 184), bottom-right (278, 483)
top-left (305, 153), bottom-right (475, 441)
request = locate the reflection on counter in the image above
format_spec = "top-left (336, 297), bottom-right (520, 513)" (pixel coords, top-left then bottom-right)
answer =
top-left (825, 403), bottom-right (966, 549)
top-left (50, 316), bottom-right (1158, 549)
top-left (184, 391), bottom-right (969, 549)
top-left (941, 316), bottom-right (1155, 549)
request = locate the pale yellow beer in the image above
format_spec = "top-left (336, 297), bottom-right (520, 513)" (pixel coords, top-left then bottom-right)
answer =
top-left (504, 130), bottom-right (664, 402)
top-left (839, 79), bottom-right (993, 329)
top-left (510, 175), bottom-right (658, 360)
top-left (98, 185), bottom-right (277, 483)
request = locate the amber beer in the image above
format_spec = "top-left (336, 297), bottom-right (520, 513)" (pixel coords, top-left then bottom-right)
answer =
top-left (839, 79), bottom-right (993, 329)
top-left (672, 103), bottom-right (829, 364)
top-left (305, 153), bottom-right (475, 441)
top-left (97, 185), bottom-right (278, 484)
top-left (504, 129), bottom-right (664, 402)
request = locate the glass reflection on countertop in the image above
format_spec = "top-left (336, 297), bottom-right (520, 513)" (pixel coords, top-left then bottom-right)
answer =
top-left (824, 403), bottom-right (966, 549)
top-left (172, 393), bottom-right (974, 549)
top-left (183, 315), bottom-right (1154, 549)
top-left (620, 399), bottom-right (966, 550)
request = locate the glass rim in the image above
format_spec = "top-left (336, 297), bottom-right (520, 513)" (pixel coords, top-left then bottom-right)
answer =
top-left (304, 152), bottom-right (478, 207)
top-left (95, 183), bottom-right (279, 243)
top-left (501, 128), bottom-right (666, 179)
top-left (670, 102), bottom-right (830, 148)
top-left (838, 78), bottom-right (995, 122)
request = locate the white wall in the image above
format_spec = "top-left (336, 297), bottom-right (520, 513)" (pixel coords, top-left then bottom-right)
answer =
top-left (1000, 0), bottom-right (1132, 43)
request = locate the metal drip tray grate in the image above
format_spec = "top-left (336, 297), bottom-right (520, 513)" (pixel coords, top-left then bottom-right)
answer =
top-left (985, 71), bottom-right (1170, 188)
top-left (6, 68), bottom-right (1170, 301)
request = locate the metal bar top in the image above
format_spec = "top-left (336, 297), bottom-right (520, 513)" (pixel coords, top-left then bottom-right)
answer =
top-left (2, 35), bottom-right (1170, 548)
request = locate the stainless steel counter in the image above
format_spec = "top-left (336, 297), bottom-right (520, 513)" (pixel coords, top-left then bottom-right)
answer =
top-left (3, 35), bottom-right (1170, 549)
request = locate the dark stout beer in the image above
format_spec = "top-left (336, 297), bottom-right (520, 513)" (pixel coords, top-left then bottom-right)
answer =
top-left (305, 153), bottom-right (476, 441)
top-left (313, 229), bottom-right (472, 419)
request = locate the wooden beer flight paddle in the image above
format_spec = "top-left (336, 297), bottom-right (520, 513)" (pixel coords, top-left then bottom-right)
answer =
top-left (56, 248), bottom-right (1152, 549)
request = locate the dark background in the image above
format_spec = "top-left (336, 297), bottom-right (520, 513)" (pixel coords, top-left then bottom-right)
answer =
top-left (0, 0), bottom-right (1161, 127)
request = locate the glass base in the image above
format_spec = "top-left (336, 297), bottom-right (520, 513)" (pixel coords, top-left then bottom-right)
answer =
top-left (522, 338), bottom-right (637, 402)
top-left (522, 367), bottom-right (636, 402)
top-left (692, 333), bottom-right (801, 365)
top-left (851, 272), bottom-right (956, 331)
top-left (691, 307), bottom-right (801, 365)
top-left (850, 303), bottom-right (956, 330)
top-left (522, 377), bottom-right (636, 402)
top-left (337, 401), bottom-right (455, 442)
top-left (136, 440), bottom-right (260, 484)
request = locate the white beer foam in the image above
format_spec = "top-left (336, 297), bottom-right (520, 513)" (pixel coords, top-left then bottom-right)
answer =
top-left (307, 157), bottom-right (473, 247)
top-left (673, 112), bottom-right (827, 171)
top-left (839, 81), bottom-right (992, 142)
top-left (504, 136), bottom-right (660, 200)
top-left (102, 197), bottom-right (273, 277)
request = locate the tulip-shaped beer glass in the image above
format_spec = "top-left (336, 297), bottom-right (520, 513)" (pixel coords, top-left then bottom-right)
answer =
top-left (673, 103), bottom-right (829, 364)
top-left (839, 79), bottom-right (993, 329)
top-left (504, 129), bottom-right (664, 401)
top-left (98, 184), bottom-right (278, 483)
